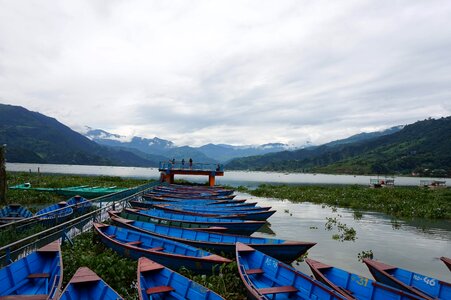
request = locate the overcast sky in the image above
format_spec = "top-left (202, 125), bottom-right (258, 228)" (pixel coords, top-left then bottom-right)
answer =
top-left (1, 1), bottom-right (450, 146)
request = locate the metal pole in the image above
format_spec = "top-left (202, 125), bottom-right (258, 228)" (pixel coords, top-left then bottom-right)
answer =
top-left (0, 144), bottom-right (6, 205)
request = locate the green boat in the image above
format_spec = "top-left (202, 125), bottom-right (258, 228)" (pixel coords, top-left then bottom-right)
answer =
top-left (10, 183), bottom-right (129, 198)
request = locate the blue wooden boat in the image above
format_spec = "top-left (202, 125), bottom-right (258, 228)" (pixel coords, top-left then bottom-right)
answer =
top-left (143, 193), bottom-right (238, 202)
top-left (151, 204), bottom-right (276, 221)
top-left (111, 209), bottom-right (229, 233)
top-left (59, 267), bottom-right (123, 300)
top-left (131, 199), bottom-right (254, 211)
top-left (139, 196), bottom-right (253, 206)
top-left (154, 185), bottom-right (234, 196)
top-left (363, 259), bottom-right (451, 300)
top-left (306, 259), bottom-right (422, 300)
top-left (144, 191), bottom-right (235, 200)
top-left (112, 215), bottom-right (315, 263)
top-left (151, 202), bottom-right (269, 212)
top-left (236, 243), bottom-right (347, 300)
top-left (94, 223), bottom-right (231, 274)
top-left (36, 202), bottom-right (73, 226)
top-left (138, 257), bottom-right (224, 300)
top-left (134, 208), bottom-right (265, 235)
top-left (441, 257), bottom-right (451, 271)
top-left (0, 241), bottom-right (62, 299)
top-left (0, 204), bottom-right (33, 224)
top-left (66, 195), bottom-right (92, 215)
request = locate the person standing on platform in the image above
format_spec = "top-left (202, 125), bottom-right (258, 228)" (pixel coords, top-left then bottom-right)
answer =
top-left (181, 159), bottom-right (185, 168)
top-left (189, 158), bottom-right (193, 169)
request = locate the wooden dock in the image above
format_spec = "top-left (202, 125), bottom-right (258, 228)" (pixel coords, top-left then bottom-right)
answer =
top-left (158, 161), bottom-right (224, 186)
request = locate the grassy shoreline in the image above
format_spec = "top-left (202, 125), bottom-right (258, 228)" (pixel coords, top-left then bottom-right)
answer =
top-left (240, 184), bottom-right (451, 219)
top-left (4, 172), bottom-right (151, 207)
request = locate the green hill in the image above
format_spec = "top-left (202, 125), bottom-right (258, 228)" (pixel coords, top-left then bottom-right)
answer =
top-left (226, 117), bottom-right (451, 176)
top-left (0, 103), bottom-right (158, 167)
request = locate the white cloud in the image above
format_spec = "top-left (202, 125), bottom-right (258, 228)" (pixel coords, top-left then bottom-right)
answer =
top-left (0, 0), bottom-right (450, 146)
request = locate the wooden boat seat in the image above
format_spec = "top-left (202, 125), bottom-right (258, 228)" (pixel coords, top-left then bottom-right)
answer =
top-left (146, 286), bottom-right (175, 295)
top-left (246, 268), bottom-right (264, 275)
top-left (27, 273), bottom-right (50, 279)
top-left (0, 295), bottom-right (48, 300)
top-left (258, 286), bottom-right (298, 295)
top-left (126, 241), bottom-right (142, 246)
top-left (149, 247), bottom-right (164, 251)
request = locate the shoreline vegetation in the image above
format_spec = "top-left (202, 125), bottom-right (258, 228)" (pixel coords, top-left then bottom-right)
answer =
top-left (238, 184), bottom-right (451, 219)
top-left (4, 172), bottom-right (151, 207)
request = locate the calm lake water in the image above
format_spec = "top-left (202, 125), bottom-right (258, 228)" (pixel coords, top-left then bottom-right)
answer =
top-left (6, 163), bottom-right (451, 282)
top-left (6, 162), bottom-right (448, 187)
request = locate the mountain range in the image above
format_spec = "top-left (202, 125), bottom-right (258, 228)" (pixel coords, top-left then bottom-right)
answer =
top-left (82, 126), bottom-right (297, 163)
top-left (2, 103), bottom-right (449, 176)
top-left (226, 117), bottom-right (451, 176)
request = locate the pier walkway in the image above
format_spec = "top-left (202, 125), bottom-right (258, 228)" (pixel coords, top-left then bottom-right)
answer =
top-left (159, 161), bottom-right (224, 186)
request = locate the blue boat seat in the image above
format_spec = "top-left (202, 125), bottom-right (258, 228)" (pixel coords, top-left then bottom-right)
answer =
top-left (146, 286), bottom-right (175, 295)
top-left (258, 286), bottom-right (298, 295)
top-left (246, 268), bottom-right (264, 275)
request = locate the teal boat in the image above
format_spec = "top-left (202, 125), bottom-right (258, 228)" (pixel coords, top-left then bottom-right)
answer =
top-left (10, 183), bottom-right (128, 198)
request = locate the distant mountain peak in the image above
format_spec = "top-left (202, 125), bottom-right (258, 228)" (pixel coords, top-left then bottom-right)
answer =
top-left (84, 127), bottom-right (133, 143)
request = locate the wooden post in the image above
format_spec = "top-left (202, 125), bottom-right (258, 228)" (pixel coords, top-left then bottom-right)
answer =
top-left (0, 145), bottom-right (6, 204)
top-left (208, 174), bottom-right (215, 187)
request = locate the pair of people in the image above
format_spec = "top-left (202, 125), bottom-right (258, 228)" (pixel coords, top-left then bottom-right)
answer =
top-left (181, 158), bottom-right (193, 168)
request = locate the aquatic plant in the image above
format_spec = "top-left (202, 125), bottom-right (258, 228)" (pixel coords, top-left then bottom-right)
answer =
top-left (62, 232), bottom-right (138, 299)
top-left (357, 250), bottom-right (374, 262)
top-left (179, 262), bottom-right (247, 300)
top-left (245, 184), bottom-right (451, 219)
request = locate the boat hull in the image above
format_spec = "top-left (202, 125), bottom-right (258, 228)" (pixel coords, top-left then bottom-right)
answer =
top-left (306, 259), bottom-right (423, 300)
top-left (59, 267), bottom-right (123, 300)
top-left (128, 208), bottom-right (265, 235)
top-left (111, 215), bottom-right (315, 263)
top-left (0, 241), bottom-right (62, 299)
top-left (364, 259), bottom-right (451, 300)
top-left (137, 257), bottom-right (224, 300)
top-left (94, 223), bottom-right (231, 274)
top-left (236, 243), bottom-right (346, 300)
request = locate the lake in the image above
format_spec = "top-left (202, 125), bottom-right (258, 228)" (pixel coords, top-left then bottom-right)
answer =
top-left (6, 162), bottom-right (448, 187)
top-left (6, 162), bottom-right (451, 283)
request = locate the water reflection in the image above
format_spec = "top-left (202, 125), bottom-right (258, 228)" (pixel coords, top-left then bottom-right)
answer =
top-left (239, 192), bottom-right (451, 282)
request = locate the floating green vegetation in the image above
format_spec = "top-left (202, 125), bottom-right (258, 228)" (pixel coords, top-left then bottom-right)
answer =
top-left (244, 184), bottom-right (451, 219)
top-left (357, 250), bottom-right (374, 262)
top-left (62, 231), bottom-right (138, 299)
top-left (179, 262), bottom-right (247, 300)
top-left (353, 210), bottom-right (363, 220)
top-left (325, 217), bottom-right (357, 242)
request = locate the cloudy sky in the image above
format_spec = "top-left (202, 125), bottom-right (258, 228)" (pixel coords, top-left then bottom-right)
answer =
top-left (1, 1), bottom-right (450, 146)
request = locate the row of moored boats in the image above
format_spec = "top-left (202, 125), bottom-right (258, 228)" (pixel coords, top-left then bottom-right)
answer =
top-left (1, 184), bottom-right (450, 299)
top-left (0, 196), bottom-right (92, 226)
